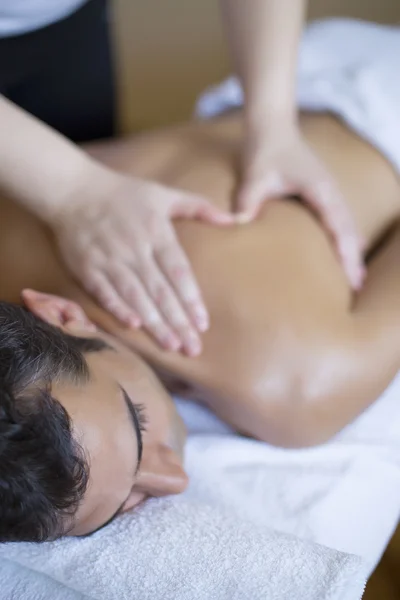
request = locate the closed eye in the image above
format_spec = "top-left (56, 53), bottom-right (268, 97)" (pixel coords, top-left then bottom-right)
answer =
top-left (76, 388), bottom-right (148, 538)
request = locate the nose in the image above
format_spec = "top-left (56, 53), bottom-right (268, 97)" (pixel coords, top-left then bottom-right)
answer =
top-left (134, 444), bottom-right (189, 497)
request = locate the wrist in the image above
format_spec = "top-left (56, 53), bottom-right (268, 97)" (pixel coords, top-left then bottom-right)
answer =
top-left (245, 101), bottom-right (297, 137)
top-left (46, 158), bottom-right (114, 226)
top-left (245, 108), bottom-right (299, 146)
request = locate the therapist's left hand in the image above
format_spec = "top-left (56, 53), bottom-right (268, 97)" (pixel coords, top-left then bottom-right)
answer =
top-left (53, 165), bottom-right (235, 356)
top-left (237, 123), bottom-right (365, 291)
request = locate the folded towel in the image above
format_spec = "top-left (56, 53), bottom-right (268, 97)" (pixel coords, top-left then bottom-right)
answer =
top-left (0, 499), bottom-right (367, 600)
top-left (197, 19), bottom-right (400, 176)
top-left (0, 556), bottom-right (87, 600)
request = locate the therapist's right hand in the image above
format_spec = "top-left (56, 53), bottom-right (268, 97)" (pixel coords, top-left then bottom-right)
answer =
top-left (237, 123), bottom-right (366, 291)
top-left (53, 166), bottom-right (235, 357)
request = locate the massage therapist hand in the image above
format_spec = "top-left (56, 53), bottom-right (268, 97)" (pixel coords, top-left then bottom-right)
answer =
top-left (237, 122), bottom-right (365, 290)
top-left (0, 95), bottom-right (233, 357)
top-left (221, 0), bottom-right (365, 290)
top-left (54, 167), bottom-right (234, 356)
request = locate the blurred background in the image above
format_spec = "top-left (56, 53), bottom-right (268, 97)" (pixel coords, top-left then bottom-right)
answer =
top-left (112, 0), bottom-right (400, 131)
top-left (111, 1), bottom-right (400, 597)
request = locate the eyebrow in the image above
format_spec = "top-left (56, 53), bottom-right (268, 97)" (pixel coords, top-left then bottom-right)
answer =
top-left (78, 387), bottom-right (144, 537)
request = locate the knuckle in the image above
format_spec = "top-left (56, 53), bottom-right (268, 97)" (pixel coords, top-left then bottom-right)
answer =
top-left (86, 277), bottom-right (105, 297)
top-left (170, 314), bottom-right (191, 331)
top-left (117, 279), bottom-right (140, 305)
top-left (168, 262), bottom-right (190, 281)
top-left (120, 287), bottom-right (138, 307)
top-left (161, 295), bottom-right (188, 323)
top-left (153, 284), bottom-right (169, 306)
top-left (143, 311), bottom-right (163, 328)
top-left (106, 301), bottom-right (122, 314)
top-left (100, 292), bottom-right (117, 310)
top-left (80, 256), bottom-right (97, 278)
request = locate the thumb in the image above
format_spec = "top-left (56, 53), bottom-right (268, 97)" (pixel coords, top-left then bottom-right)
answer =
top-left (236, 171), bottom-right (285, 222)
top-left (236, 181), bottom-right (263, 222)
top-left (174, 193), bottom-right (235, 226)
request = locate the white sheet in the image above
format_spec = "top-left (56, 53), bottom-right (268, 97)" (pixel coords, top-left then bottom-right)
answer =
top-left (177, 370), bottom-right (400, 570)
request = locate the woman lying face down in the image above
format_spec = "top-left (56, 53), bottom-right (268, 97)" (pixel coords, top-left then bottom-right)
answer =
top-left (1, 111), bottom-right (400, 542)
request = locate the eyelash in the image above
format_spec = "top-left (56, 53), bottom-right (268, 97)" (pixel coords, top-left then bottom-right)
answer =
top-left (134, 403), bottom-right (148, 434)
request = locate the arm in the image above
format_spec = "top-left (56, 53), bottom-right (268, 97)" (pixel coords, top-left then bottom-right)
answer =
top-left (219, 1), bottom-right (364, 290)
top-left (0, 95), bottom-right (97, 222)
top-left (0, 95), bottom-right (234, 355)
top-left (219, 0), bottom-right (306, 133)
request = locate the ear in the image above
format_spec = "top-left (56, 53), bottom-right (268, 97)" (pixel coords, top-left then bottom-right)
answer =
top-left (21, 289), bottom-right (97, 333)
top-left (134, 444), bottom-right (188, 497)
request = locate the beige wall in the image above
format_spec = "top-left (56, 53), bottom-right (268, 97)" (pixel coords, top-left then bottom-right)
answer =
top-left (111, 0), bottom-right (400, 132)
top-left (307, 0), bottom-right (399, 21)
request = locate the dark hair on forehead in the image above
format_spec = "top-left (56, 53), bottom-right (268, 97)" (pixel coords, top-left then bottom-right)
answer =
top-left (0, 300), bottom-right (108, 542)
top-left (0, 301), bottom-right (106, 391)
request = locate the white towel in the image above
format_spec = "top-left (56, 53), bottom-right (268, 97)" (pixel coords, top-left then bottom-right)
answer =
top-left (196, 19), bottom-right (400, 177)
top-left (0, 556), bottom-right (86, 600)
top-left (3, 366), bottom-right (400, 599)
top-left (0, 500), bottom-right (366, 600)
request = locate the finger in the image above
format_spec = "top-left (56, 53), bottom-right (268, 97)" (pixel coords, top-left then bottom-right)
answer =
top-left (173, 194), bottom-right (235, 226)
top-left (236, 186), bottom-right (260, 222)
top-left (236, 172), bottom-right (285, 221)
top-left (106, 263), bottom-right (183, 352)
top-left (84, 270), bottom-right (142, 328)
top-left (309, 186), bottom-right (364, 290)
top-left (302, 181), bottom-right (365, 290)
top-left (155, 228), bottom-right (210, 337)
top-left (136, 256), bottom-right (203, 357)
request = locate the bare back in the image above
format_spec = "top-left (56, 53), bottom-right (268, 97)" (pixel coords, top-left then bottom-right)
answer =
top-left (1, 113), bottom-right (400, 445)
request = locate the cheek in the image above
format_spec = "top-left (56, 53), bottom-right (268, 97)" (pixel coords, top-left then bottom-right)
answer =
top-left (148, 392), bottom-right (177, 434)
top-left (166, 411), bottom-right (186, 459)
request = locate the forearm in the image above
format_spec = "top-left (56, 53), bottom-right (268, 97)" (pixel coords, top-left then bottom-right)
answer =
top-left (0, 95), bottom-right (98, 223)
top-left (220, 0), bottom-right (307, 132)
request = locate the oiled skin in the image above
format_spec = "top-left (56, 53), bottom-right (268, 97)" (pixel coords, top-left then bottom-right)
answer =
top-left (1, 112), bottom-right (400, 446)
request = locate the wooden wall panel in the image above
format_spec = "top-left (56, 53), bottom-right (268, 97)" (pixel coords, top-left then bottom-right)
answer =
top-left (111, 0), bottom-right (400, 131)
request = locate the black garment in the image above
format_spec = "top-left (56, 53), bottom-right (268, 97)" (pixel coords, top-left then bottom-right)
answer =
top-left (0, 0), bottom-right (115, 142)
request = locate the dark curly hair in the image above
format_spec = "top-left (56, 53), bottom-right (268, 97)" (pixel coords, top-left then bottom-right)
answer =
top-left (0, 300), bottom-right (108, 542)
